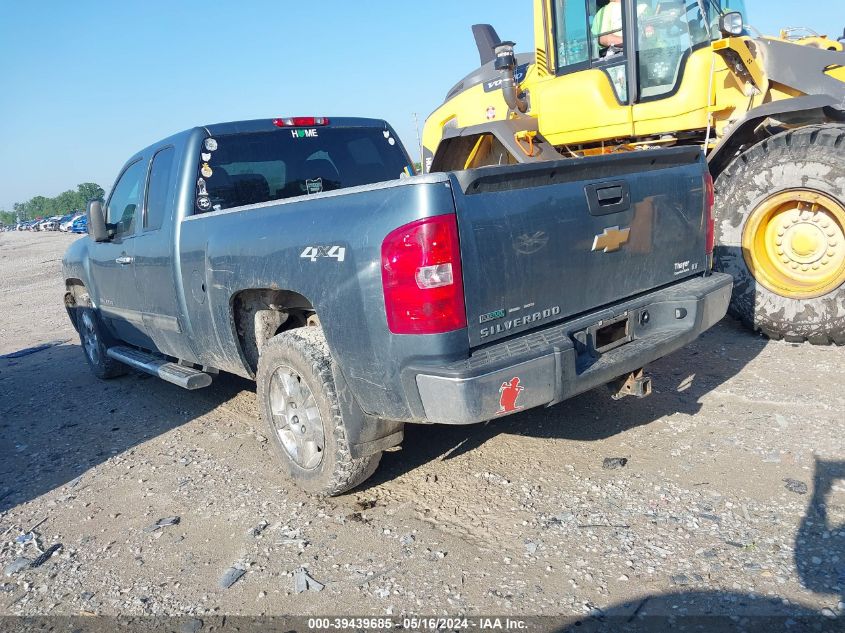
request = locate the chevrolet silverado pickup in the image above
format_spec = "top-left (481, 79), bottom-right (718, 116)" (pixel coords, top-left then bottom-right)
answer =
top-left (63, 116), bottom-right (732, 495)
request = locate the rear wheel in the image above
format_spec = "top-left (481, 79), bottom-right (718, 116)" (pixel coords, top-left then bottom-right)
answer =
top-left (256, 327), bottom-right (381, 496)
top-left (78, 307), bottom-right (128, 379)
top-left (713, 125), bottom-right (845, 344)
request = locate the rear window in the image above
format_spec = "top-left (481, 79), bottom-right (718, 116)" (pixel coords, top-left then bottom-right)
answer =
top-left (194, 127), bottom-right (411, 213)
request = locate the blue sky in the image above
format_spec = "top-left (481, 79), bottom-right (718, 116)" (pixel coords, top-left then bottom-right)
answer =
top-left (0, 1), bottom-right (841, 211)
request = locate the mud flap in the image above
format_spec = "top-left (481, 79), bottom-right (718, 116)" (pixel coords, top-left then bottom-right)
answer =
top-left (331, 361), bottom-right (404, 459)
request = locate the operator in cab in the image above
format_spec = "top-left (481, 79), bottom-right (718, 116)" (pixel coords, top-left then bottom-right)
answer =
top-left (593, 0), bottom-right (624, 50)
top-left (591, 0), bottom-right (651, 58)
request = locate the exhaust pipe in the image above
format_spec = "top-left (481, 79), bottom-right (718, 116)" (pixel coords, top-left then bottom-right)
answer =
top-left (494, 41), bottom-right (528, 114)
top-left (609, 368), bottom-right (653, 400)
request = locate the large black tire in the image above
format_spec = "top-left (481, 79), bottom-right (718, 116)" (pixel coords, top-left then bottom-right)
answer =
top-left (78, 307), bottom-right (128, 379)
top-left (256, 327), bottom-right (381, 496)
top-left (713, 124), bottom-right (845, 345)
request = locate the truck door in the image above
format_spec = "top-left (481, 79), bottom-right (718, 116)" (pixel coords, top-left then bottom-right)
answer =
top-left (533, 0), bottom-right (633, 146)
top-left (131, 145), bottom-right (197, 361)
top-left (88, 158), bottom-right (150, 347)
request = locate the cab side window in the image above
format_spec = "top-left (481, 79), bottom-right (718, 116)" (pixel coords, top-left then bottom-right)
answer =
top-left (590, 0), bottom-right (624, 59)
top-left (554, 1), bottom-right (629, 102)
top-left (145, 147), bottom-right (175, 231)
top-left (555, 0), bottom-right (590, 67)
top-left (106, 159), bottom-right (147, 237)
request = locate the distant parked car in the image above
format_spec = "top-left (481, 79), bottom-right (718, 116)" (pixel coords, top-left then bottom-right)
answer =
top-left (60, 213), bottom-right (82, 232)
top-left (70, 215), bottom-right (87, 234)
top-left (58, 213), bottom-right (74, 231)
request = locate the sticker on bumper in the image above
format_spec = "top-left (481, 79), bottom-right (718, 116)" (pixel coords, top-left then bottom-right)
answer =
top-left (497, 377), bottom-right (524, 415)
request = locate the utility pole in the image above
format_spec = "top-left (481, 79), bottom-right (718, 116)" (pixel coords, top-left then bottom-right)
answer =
top-left (413, 112), bottom-right (424, 173)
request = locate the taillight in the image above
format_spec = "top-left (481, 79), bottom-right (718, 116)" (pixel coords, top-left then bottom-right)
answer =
top-left (272, 117), bottom-right (330, 127)
top-left (704, 171), bottom-right (715, 256)
top-left (381, 215), bottom-right (467, 335)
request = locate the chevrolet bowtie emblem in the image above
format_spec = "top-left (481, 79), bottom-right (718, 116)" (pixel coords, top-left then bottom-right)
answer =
top-left (591, 226), bottom-right (631, 253)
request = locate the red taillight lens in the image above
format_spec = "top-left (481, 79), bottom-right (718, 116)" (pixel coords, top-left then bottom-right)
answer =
top-left (381, 215), bottom-right (467, 335)
top-left (272, 117), bottom-right (330, 127)
top-left (704, 171), bottom-right (715, 256)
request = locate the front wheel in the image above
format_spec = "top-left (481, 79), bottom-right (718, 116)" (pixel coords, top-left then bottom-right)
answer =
top-left (78, 307), bottom-right (128, 379)
top-left (256, 327), bottom-right (381, 496)
top-left (713, 125), bottom-right (845, 344)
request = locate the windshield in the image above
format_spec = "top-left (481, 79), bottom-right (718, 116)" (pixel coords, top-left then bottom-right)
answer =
top-left (195, 126), bottom-right (411, 213)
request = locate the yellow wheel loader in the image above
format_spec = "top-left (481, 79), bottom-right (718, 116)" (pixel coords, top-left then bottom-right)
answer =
top-left (423, 0), bottom-right (845, 344)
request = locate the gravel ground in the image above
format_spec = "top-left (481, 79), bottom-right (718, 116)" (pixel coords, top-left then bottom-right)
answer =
top-left (0, 230), bottom-right (843, 622)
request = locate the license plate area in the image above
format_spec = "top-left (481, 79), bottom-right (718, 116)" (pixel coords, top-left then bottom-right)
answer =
top-left (578, 312), bottom-right (632, 355)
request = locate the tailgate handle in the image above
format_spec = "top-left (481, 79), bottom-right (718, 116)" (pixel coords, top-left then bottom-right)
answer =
top-left (586, 181), bottom-right (631, 216)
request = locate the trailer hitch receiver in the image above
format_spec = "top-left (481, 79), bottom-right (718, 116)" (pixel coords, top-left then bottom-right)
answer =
top-left (609, 368), bottom-right (652, 400)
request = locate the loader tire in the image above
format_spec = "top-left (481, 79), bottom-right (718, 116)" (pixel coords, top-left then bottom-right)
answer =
top-left (713, 124), bottom-right (845, 345)
top-left (256, 326), bottom-right (382, 496)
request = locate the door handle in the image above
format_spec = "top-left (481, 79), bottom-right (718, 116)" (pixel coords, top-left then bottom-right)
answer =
top-left (115, 256), bottom-right (133, 265)
top-left (585, 181), bottom-right (631, 216)
top-left (597, 185), bottom-right (624, 204)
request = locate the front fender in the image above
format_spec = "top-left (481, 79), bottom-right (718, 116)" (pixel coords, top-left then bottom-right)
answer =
top-left (62, 236), bottom-right (94, 331)
top-left (708, 95), bottom-right (845, 174)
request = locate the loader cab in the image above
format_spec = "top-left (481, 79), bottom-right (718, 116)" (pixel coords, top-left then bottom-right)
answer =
top-left (535, 0), bottom-right (635, 144)
top-left (535, 0), bottom-right (744, 146)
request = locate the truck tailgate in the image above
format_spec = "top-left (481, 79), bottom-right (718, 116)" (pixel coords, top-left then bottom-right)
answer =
top-left (450, 147), bottom-right (709, 348)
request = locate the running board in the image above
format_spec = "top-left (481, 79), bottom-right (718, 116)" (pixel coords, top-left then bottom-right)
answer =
top-left (106, 346), bottom-right (213, 390)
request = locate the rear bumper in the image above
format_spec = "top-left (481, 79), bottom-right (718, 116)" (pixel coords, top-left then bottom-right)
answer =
top-left (410, 273), bottom-right (732, 425)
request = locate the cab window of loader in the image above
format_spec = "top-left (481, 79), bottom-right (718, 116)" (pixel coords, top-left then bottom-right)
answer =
top-left (636, 0), bottom-right (710, 99)
top-left (553, 1), bottom-right (630, 102)
top-left (590, 0), bottom-right (624, 59)
top-left (554, 0), bottom-right (590, 67)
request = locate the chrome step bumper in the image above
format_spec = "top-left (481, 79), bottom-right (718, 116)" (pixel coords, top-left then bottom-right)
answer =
top-left (411, 273), bottom-right (733, 425)
top-left (106, 346), bottom-right (212, 390)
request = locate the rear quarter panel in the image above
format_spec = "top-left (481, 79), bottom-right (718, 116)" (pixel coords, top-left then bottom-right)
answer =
top-left (178, 175), bottom-right (466, 420)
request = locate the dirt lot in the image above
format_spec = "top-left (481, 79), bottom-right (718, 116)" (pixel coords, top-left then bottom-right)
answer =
top-left (1, 230), bottom-right (843, 622)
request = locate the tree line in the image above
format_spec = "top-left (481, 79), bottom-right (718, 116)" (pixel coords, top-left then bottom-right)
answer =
top-left (0, 182), bottom-right (105, 226)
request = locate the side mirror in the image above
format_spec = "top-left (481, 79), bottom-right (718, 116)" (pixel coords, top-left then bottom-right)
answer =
top-left (86, 199), bottom-right (110, 242)
top-left (719, 12), bottom-right (744, 38)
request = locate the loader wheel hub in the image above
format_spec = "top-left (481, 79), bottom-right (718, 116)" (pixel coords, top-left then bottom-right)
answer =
top-left (743, 190), bottom-right (845, 299)
top-left (784, 224), bottom-right (823, 261)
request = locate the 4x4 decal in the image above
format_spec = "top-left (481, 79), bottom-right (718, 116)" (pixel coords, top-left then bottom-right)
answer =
top-left (300, 245), bottom-right (346, 262)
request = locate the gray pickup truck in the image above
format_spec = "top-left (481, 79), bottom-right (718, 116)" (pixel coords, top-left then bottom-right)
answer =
top-left (63, 116), bottom-right (732, 495)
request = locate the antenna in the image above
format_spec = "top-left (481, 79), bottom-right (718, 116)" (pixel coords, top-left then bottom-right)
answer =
top-left (413, 112), bottom-right (424, 173)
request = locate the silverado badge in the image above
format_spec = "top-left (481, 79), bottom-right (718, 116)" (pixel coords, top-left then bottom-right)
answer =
top-left (591, 226), bottom-right (631, 253)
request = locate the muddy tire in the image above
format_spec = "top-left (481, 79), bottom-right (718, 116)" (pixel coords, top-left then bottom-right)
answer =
top-left (256, 327), bottom-right (381, 496)
top-left (78, 307), bottom-right (128, 379)
top-left (713, 125), bottom-right (845, 345)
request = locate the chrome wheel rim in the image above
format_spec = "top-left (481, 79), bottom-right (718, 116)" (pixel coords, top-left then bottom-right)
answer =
top-left (268, 365), bottom-right (324, 470)
top-left (81, 312), bottom-right (100, 366)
